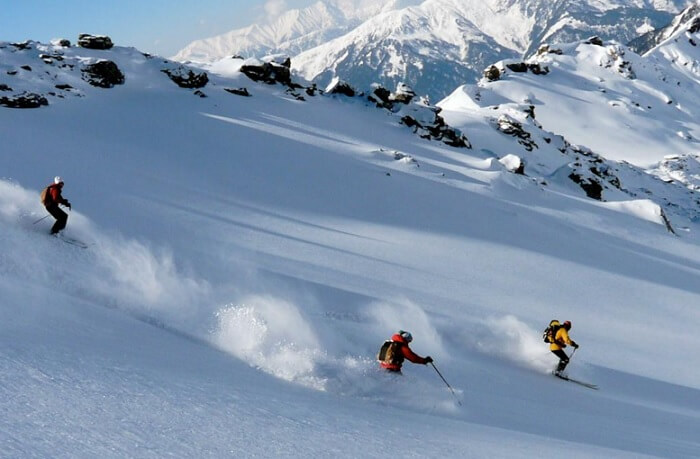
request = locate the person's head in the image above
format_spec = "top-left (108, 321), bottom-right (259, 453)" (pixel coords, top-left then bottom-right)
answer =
top-left (54, 176), bottom-right (64, 186)
top-left (398, 330), bottom-right (413, 343)
top-left (563, 320), bottom-right (572, 330)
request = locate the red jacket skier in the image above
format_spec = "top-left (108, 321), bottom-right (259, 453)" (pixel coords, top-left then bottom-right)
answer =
top-left (378, 330), bottom-right (432, 372)
top-left (42, 176), bottom-right (71, 235)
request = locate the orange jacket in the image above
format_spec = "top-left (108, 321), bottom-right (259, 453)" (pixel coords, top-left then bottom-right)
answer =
top-left (550, 327), bottom-right (575, 351)
top-left (380, 333), bottom-right (429, 371)
top-left (46, 183), bottom-right (68, 207)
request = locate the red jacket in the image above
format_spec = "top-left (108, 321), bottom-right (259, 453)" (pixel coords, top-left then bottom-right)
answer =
top-left (380, 333), bottom-right (430, 371)
top-left (46, 183), bottom-right (68, 207)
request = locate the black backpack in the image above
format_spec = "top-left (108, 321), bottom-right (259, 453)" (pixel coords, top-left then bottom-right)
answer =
top-left (543, 320), bottom-right (561, 343)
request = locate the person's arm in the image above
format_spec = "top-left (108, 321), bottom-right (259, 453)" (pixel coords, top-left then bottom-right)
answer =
top-left (402, 345), bottom-right (432, 364)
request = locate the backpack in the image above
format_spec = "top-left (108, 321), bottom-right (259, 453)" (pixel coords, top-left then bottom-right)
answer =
top-left (40, 185), bottom-right (53, 206)
top-left (377, 340), bottom-right (403, 365)
top-left (543, 320), bottom-right (561, 343)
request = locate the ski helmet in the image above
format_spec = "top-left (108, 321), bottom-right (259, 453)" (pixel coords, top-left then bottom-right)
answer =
top-left (563, 320), bottom-right (572, 329)
top-left (54, 176), bottom-right (63, 184)
top-left (399, 330), bottom-right (413, 343)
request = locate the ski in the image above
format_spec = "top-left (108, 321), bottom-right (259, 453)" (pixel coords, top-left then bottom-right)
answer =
top-left (554, 373), bottom-right (598, 390)
top-left (55, 235), bottom-right (90, 249)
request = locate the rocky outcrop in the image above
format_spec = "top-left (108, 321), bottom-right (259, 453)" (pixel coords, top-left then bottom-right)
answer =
top-left (81, 60), bottom-right (125, 88)
top-left (496, 115), bottom-right (538, 151)
top-left (51, 38), bottom-right (71, 47)
top-left (585, 36), bottom-right (604, 46)
top-left (161, 67), bottom-right (208, 89)
top-left (325, 77), bottom-right (356, 97)
top-left (0, 84), bottom-right (11, 91)
top-left (224, 87), bottom-right (251, 97)
top-left (0, 92), bottom-right (48, 108)
top-left (240, 58), bottom-right (292, 86)
top-left (390, 83), bottom-right (415, 104)
top-left (483, 65), bottom-right (501, 82)
top-left (77, 34), bottom-right (113, 50)
top-left (400, 102), bottom-right (471, 148)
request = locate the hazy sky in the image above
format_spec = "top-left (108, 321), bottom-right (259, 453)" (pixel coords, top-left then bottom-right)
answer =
top-left (0, 0), bottom-right (314, 57)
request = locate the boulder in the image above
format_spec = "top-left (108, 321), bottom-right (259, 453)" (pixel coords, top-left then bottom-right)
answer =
top-left (51, 38), bottom-right (71, 47)
top-left (483, 65), bottom-right (501, 82)
top-left (585, 36), bottom-right (604, 46)
top-left (77, 34), bottom-right (114, 50)
top-left (240, 62), bottom-right (291, 86)
top-left (325, 77), bottom-right (356, 97)
top-left (161, 67), bottom-right (209, 89)
top-left (0, 84), bottom-right (12, 91)
top-left (506, 62), bottom-right (528, 73)
top-left (499, 154), bottom-right (525, 175)
top-left (0, 92), bottom-right (48, 108)
top-left (224, 87), bottom-right (251, 97)
top-left (368, 84), bottom-right (392, 108)
top-left (568, 173), bottom-right (603, 200)
top-left (81, 60), bottom-right (125, 88)
top-left (496, 115), bottom-right (537, 151)
top-left (536, 44), bottom-right (563, 55)
top-left (10, 41), bottom-right (32, 51)
top-left (390, 83), bottom-right (415, 104)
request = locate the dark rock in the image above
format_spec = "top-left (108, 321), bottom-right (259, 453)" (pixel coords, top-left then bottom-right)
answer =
top-left (527, 63), bottom-right (549, 75)
top-left (10, 41), bottom-right (32, 50)
top-left (496, 115), bottom-right (537, 151)
top-left (0, 92), bottom-right (48, 108)
top-left (568, 173), bottom-right (603, 200)
top-left (82, 60), bottom-right (125, 88)
top-left (537, 44), bottom-right (563, 55)
top-left (77, 34), bottom-right (114, 50)
top-left (305, 84), bottom-right (320, 97)
top-left (390, 83), bottom-right (416, 104)
top-left (53, 39), bottom-right (71, 47)
top-left (506, 62), bottom-right (528, 72)
top-left (483, 65), bottom-right (501, 82)
top-left (21, 65), bottom-right (32, 72)
top-left (161, 67), bottom-right (209, 89)
top-left (368, 85), bottom-right (392, 108)
top-left (7, 70), bottom-right (18, 76)
top-left (585, 36), bottom-right (604, 46)
top-left (689, 17), bottom-right (700, 34)
top-left (224, 87), bottom-right (251, 97)
top-left (193, 90), bottom-right (207, 98)
top-left (0, 84), bottom-right (11, 91)
top-left (55, 84), bottom-right (73, 90)
top-left (325, 78), bottom-right (356, 97)
top-left (240, 62), bottom-right (291, 86)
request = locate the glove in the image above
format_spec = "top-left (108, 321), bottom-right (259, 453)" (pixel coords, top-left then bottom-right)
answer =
top-left (66, 201), bottom-right (72, 210)
top-left (424, 356), bottom-right (433, 364)
top-left (572, 342), bottom-right (579, 349)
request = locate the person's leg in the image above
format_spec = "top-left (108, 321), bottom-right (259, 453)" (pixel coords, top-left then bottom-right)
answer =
top-left (551, 349), bottom-right (570, 373)
top-left (47, 205), bottom-right (68, 234)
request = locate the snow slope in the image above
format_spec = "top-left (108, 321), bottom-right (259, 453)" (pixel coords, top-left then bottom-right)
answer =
top-left (2, 39), bottom-right (700, 457)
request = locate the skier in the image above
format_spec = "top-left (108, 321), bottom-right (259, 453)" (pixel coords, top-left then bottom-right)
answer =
top-left (41, 176), bottom-right (71, 235)
top-left (550, 320), bottom-right (578, 375)
top-left (377, 330), bottom-right (432, 373)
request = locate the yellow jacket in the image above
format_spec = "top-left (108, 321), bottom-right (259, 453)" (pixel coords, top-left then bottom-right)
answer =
top-left (550, 327), bottom-right (575, 351)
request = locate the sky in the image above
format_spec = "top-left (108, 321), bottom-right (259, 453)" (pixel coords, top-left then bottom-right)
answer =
top-left (0, 0), bottom-right (314, 58)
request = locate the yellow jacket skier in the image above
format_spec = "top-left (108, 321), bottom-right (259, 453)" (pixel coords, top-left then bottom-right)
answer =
top-left (550, 320), bottom-right (578, 375)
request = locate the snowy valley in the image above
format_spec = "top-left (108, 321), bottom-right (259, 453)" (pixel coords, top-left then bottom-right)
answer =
top-left (1, 5), bottom-right (700, 458)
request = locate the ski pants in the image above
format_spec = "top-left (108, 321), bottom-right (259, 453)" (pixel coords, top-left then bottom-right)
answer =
top-left (46, 204), bottom-right (67, 234)
top-left (551, 349), bottom-right (569, 372)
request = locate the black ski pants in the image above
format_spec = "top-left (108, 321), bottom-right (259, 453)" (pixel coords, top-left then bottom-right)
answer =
top-left (46, 204), bottom-right (67, 234)
top-left (551, 349), bottom-right (570, 372)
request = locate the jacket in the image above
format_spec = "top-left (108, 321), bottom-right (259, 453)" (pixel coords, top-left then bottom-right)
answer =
top-left (45, 183), bottom-right (68, 207)
top-left (380, 333), bottom-right (430, 371)
top-left (550, 327), bottom-right (575, 351)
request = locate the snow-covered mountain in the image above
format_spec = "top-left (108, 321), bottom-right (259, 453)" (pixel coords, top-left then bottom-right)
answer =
top-left (171, 0), bottom-right (421, 63)
top-left (2, 28), bottom-right (700, 456)
top-left (175, 0), bottom-right (691, 100)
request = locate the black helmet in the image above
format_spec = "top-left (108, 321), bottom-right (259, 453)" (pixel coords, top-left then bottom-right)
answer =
top-left (399, 330), bottom-right (413, 343)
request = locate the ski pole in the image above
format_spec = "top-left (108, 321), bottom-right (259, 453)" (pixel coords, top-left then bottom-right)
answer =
top-left (33, 214), bottom-right (50, 224)
top-left (430, 362), bottom-right (462, 406)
